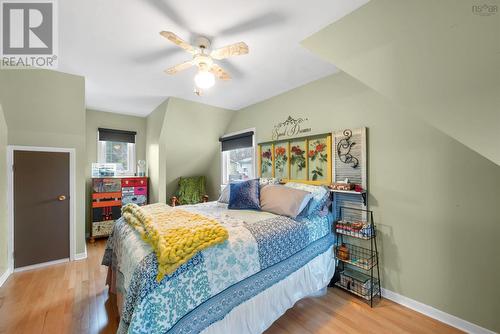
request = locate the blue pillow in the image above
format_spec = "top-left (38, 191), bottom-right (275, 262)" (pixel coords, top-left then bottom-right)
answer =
top-left (228, 179), bottom-right (261, 210)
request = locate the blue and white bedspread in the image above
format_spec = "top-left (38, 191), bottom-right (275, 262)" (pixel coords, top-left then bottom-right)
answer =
top-left (103, 202), bottom-right (334, 334)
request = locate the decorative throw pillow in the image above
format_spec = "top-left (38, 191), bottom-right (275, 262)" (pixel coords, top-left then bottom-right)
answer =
top-left (284, 182), bottom-right (329, 217)
top-left (260, 185), bottom-right (312, 218)
top-left (259, 177), bottom-right (281, 188)
top-left (219, 181), bottom-right (246, 203)
top-left (228, 179), bottom-right (261, 210)
top-left (218, 184), bottom-right (230, 204)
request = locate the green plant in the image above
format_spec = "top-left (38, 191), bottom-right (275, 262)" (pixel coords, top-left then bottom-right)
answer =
top-left (311, 166), bottom-right (324, 181)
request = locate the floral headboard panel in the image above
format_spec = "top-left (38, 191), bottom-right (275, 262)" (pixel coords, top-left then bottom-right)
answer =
top-left (258, 133), bottom-right (332, 185)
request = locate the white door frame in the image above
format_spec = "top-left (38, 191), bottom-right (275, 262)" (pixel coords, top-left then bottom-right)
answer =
top-left (7, 145), bottom-right (76, 273)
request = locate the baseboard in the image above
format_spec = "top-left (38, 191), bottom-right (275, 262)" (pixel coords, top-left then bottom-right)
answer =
top-left (381, 288), bottom-right (496, 334)
top-left (0, 268), bottom-right (12, 287)
top-left (14, 258), bottom-right (69, 272)
top-left (74, 244), bottom-right (87, 261)
top-left (1, 245), bottom-right (87, 283)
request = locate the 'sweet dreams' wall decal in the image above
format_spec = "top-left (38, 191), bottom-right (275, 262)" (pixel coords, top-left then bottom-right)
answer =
top-left (272, 116), bottom-right (311, 140)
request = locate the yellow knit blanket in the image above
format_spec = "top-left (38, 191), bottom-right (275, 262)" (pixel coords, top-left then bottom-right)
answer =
top-left (122, 203), bottom-right (228, 281)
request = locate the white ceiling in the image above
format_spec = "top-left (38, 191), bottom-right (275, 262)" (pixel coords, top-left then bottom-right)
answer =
top-left (59, 0), bottom-right (368, 116)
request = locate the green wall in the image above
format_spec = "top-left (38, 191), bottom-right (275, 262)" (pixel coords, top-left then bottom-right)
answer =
top-left (146, 99), bottom-right (169, 203)
top-left (302, 0), bottom-right (500, 166)
top-left (226, 72), bottom-right (500, 332)
top-left (163, 98), bottom-right (233, 200)
top-left (146, 98), bottom-right (233, 203)
top-left (0, 104), bottom-right (8, 276)
top-left (0, 69), bottom-right (87, 255)
top-left (85, 109), bottom-right (147, 234)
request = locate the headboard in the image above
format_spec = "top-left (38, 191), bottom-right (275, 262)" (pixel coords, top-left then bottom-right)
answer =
top-left (258, 132), bottom-right (333, 185)
top-left (258, 128), bottom-right (368, 217)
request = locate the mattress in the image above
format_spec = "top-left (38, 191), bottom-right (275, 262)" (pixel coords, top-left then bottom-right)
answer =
top-left (103, 201), bottom-right (335, 334)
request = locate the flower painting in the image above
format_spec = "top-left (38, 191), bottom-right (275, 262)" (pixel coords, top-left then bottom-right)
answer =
top-left (290, 140), bottom-right (306, 180)
top-left (308, 137), bottom-right (328, 181)
top-left (258, 133), bottom-right (331, 184)
top-left (260, 144), bottom-right (273, 178)
top-left (274, 143), bottom-right (288, 180)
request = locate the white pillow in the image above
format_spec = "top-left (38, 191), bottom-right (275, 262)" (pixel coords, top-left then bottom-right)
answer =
top-left (218, 184), bottom-right (230, 203)
top-left (259, 177), bottom-right (281, 187)
top-left (284, 182), bottom-right (329, 217)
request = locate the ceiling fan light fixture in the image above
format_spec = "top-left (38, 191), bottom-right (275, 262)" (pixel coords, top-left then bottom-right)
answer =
top-left (194, 69), bottom-right (215, 89)
top-left (160, 31), bottom-right (248, 91)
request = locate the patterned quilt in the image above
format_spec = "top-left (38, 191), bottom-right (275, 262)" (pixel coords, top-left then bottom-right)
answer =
top-left (103, 202), bottom-right (334, 334)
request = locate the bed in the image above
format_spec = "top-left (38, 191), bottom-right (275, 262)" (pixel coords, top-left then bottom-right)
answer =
top-left (103, 193), bottom-right (336, 334)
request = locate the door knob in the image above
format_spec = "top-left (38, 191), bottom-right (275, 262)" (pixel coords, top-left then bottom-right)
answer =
top-left (58, 195), bottom-right (67, 201)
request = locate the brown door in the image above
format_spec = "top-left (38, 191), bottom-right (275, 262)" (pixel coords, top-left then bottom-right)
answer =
top-left (14, 151), bottom-right (70, 268)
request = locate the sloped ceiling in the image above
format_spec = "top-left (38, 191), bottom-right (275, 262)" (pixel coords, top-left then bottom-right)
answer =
top-left (302, 0), bottom-right (500, 166)
top-left (58, 0), bottom-right (368, 115)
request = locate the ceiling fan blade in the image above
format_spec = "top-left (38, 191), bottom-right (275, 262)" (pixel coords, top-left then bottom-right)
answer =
top-left (165, 60), bottom-right (194, 75)
top-left (132, 48), bottom-right (181, 63)
top-left (145, 0), bottom-right (189, 31)
top-left (218, 59), bottom-right (244, 78)
top-left (210, 64), bottom-right (231, 80)
top-left (210, 42), bottom-right (249, 60)
top-left (160, 31), bottom-right (195, 54)
top-left (218, 12), bottom-right (286, 36)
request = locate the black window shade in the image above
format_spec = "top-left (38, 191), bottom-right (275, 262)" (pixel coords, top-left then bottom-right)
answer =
top-left (98, 128), bottom-right (136, 144)
top-left (219, 131), bottom-right (254, 151)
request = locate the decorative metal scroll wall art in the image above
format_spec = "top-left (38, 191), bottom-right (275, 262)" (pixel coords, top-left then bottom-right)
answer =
top-left (336, 129), bottom-right (359, 169)
top-left (271, 116), bottom-right (311, 140)
top-left (258, 133), bottom-right (332, 185)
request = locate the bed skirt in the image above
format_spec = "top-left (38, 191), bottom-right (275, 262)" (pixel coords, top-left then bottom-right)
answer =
top-left (107, 246), bottom-right (334, 333)
top-left (106, 265), bottom-right (124, 316)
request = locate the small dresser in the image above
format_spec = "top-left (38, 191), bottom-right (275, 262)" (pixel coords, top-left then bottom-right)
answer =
top-left (90, 176), bottom-right (148, 242)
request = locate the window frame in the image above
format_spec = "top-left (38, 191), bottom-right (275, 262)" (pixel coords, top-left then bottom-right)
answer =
top-left (220, 128), bottom-right (256, 186)
top-left (96, 131), bottom-right (136, 176)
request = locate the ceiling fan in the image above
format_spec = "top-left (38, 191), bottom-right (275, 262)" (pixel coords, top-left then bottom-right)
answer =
top-left (160, 31), bottom-right (249, 94)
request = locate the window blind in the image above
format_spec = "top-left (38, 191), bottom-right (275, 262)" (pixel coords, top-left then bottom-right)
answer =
top-left (219, 131), bottom-right (254, 151)
top-left (98, 128), bottom-right (136, 144)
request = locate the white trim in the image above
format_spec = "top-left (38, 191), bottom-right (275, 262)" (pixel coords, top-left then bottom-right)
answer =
top-left (381, 288), bottom-right (496, 334)
top-left (7, 145), bottom-right (77, 273)
top-left (0, 268), bottom-right (12, 287)
top-left (97, 133), bottom-right (137, 176)
top-left (13, 258), bottom-right (69, 273)
top-left (359, 127), bottom-right (367, 193)
top-left (74, 243), bottom-right (87, 261)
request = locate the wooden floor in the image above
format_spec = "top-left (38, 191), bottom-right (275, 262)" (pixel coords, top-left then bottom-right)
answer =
top-left (0, 240), bottom-right (462, 334)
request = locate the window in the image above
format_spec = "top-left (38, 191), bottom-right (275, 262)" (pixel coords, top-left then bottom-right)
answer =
top-left (97, 128), bottom-right (136, 175)
top-left (220, 130), bottom-right (255, 185)
top-left (222, 147), bottom-right (255, 184)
